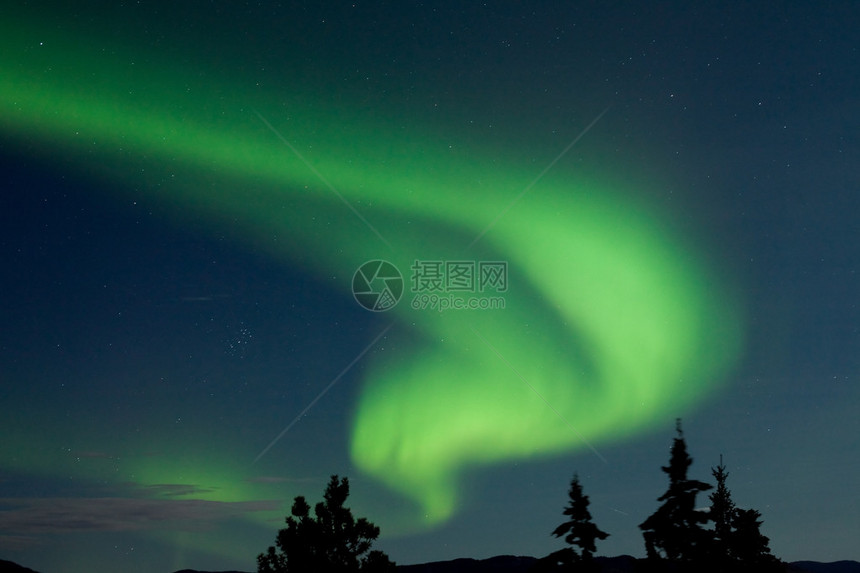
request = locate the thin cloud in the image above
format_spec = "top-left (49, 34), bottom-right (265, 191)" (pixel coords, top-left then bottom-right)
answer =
top-left (139, 483), bottom-right (217, 497)
top-left (245, 476), bottom-right (317, 485)
top-left (0, 497), bottom-right (280, 534)
top-left (0, 534), bottom-right (41, 551)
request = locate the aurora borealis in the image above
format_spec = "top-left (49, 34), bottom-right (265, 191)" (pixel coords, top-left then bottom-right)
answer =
top-left (2, 2), bottom-right (859, 573)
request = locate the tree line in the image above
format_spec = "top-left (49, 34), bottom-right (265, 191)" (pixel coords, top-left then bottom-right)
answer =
top-left (256, 419), bottom-right (781, 573)
top-left (538, 419), bottom-right (782, 572)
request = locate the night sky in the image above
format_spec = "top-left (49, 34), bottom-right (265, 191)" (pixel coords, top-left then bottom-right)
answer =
top-left (1, 2), bottom-right (858, 572)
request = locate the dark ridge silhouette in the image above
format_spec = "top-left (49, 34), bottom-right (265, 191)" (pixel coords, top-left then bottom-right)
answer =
top-left (1, 555), bottom-right (857, 573)
top-left (172, 570), bottom-right (249, 573)
top-left (397, 555), bottom-right (538, 572)
top-left (397, 557), bottom-right (860, 573)
top-left (0, 560), bottom-right (41, 573)
top-left (789, 562), bottom-right (860, 573)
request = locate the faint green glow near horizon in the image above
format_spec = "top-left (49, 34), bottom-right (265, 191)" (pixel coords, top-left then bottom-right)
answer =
top-left (1, 16), bottom-right (742, 526)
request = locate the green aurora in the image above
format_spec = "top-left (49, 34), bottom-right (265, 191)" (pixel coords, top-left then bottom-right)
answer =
top-left (0, 12), bottom-right (742, 527)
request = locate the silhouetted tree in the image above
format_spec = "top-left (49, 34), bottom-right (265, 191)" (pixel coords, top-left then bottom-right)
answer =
top-left (257, 475), bottom-right (395, 573)
top-left (639, 419), bottom-right (713, 564)
top-left (709, 455), bottom-right (735, 562)
top-left (730, 508), bottom-right (779, 569)
top-left (549, 473), bottom-right (609, 570)
top-left (707, 457), bottom-right (781, 572)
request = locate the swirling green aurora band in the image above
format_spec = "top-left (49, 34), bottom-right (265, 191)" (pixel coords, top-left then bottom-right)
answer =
top-left (0, 16), bottom-right (741, 525)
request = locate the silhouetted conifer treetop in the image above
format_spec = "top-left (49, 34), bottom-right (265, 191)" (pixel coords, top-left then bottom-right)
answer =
top-left (731, 508), bottom-right (778, 565)
top-left (552, 474), bottom-right (609, 561)
top-left (639, 419), bottom-right (713, 563)
top-left (709, 455), bottom-right (735, 552)
top-left (534, 473), bottom-right (609, 572)
top-left (707, 456), bottom-right (782, 572)
top-left (257, 475), bottom-right (395, 573)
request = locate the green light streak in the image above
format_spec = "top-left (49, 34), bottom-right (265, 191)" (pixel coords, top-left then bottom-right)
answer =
top-left (1, 14), bottom-right (742, 526)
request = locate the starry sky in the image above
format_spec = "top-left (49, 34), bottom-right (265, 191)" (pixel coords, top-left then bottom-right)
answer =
top-left (1, 2), bottom-right (858, 572)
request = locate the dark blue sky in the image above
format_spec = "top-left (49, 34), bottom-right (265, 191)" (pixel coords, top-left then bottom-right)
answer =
top-left (1, 2), bottom-right (858, 572)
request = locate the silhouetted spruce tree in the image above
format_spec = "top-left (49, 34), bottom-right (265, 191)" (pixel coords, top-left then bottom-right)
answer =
top-left (257, 475), bottom-right (395, 573)
top-left (709, 455), bottom-right (735, 563)
top-left (549, 473), bottom-right (609, 570)
top-left (639, 419), bottom-right (713, 564)
top-left (708, 457), bottom-right (782, 572)
top-left (730, 508), bottom-right (780, 570)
